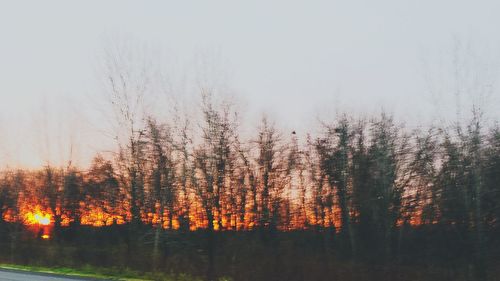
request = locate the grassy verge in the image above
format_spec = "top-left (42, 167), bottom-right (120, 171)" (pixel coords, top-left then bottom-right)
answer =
top-left (0, 263), bottom-right (202, 281)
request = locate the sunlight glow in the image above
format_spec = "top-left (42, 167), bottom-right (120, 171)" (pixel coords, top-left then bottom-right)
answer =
top-left (36, 214), bottom-right (51, 226)
top-left (25, 211), bottom-right (52, 226)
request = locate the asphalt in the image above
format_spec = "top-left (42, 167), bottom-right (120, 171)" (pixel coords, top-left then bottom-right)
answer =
top-left (0, 268), bottom-right (108, 281)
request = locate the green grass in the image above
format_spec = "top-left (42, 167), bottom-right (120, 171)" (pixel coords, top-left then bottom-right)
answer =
top-left (0, 263), bottom-right (203, 281)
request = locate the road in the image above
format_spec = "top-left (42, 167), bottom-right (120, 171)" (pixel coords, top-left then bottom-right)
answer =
top-left (0, 269), bottom-right (106, 281)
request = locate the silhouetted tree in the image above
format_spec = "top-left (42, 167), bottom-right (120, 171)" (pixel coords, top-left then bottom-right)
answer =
top-left (85, 155), bottom-right (121, 225)
top-left (193, 92), bottom-right (237, 280)
top-left (63, 168), bottom-right (84, 228)
top-left (145, 117), bottom-right (177, 268)
top-left (316, 117), bottom-right (355, 258)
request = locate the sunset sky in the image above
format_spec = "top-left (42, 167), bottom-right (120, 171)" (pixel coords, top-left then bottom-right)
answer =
top-left (1, 0), bottom-right (499, 168)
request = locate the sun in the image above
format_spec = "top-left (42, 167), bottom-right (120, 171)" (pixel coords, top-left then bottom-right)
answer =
top-left (34, 213), bottom-right (51, 226)
top-left (25, 211), bottom-right (52, 226)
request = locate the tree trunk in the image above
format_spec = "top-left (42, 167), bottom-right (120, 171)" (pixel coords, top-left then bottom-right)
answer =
top-left (152, 203), bottom-right (164, 271)
top-left (206, 212), bottom-right (216, 281)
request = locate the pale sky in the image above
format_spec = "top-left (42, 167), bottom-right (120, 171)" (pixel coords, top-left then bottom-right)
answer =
top-left (1, 0), bottom-right (500, 168)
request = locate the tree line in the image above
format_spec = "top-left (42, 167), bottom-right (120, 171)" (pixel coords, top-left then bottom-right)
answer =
top-left (1, 91), bottom-right (499, 280)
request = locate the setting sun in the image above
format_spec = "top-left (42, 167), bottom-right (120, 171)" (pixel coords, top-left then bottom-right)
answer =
top-left (35, 214), bottom-right (51, 226)
top-left (25, 211), bottom-right (52, 226)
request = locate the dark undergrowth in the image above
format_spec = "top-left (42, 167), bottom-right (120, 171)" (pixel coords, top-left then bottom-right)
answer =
top-left (1, 223), bottom-right (499, 281)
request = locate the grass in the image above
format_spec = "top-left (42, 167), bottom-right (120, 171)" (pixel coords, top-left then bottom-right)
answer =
top-left (0, 263), bottom-right (203, 281)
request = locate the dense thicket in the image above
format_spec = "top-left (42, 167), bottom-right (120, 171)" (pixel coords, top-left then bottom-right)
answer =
top-left (0, 99), bottom-right (499, 280)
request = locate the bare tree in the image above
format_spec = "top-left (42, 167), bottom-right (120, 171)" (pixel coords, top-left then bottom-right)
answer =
top-left (145, 117), bottom-right (177, 269)
top-left (192, 92), bottom-right (238, 280)
top-left (316, 116), bottom-right (356, 258)
top-left (100, 39), bottom-right (158, 227)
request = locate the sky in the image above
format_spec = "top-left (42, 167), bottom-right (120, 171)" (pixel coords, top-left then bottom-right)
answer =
top-left (1, 0), bottom-right (500, 168)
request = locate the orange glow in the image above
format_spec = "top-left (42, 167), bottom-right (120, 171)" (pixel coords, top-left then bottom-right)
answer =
top-left (1, 177), bottom-right (427, 233)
